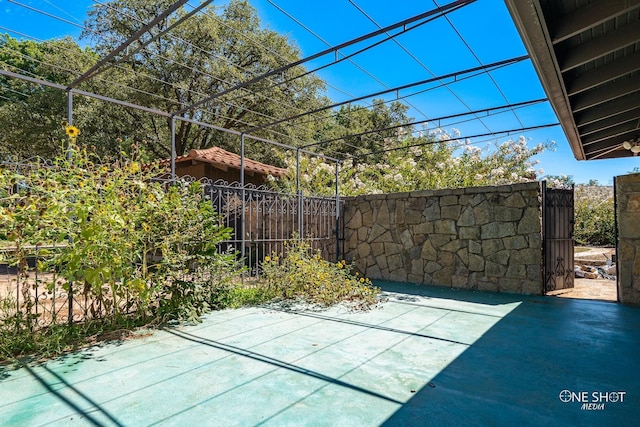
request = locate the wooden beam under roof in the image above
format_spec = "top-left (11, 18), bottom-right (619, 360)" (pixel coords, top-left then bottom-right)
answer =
top-left (552, 0), bottom-right (640, 44)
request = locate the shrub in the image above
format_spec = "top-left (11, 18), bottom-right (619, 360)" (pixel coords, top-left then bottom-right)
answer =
top-left (0, 135), bottom-right (241, 358)
top-left (259, 236), bottom-right (380, 310)
top-left (574, 185), bottom-right (614, 246)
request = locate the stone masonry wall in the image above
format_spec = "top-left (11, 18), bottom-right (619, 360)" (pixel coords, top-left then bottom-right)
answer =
top-left (343, 182), bottom-right (543, 294)
top-left (615, 172), bottom-right (640, 305)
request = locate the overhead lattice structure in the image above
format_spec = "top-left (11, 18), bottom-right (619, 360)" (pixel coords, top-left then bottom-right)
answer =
top-left (0, 0), bottom-right (561, 166)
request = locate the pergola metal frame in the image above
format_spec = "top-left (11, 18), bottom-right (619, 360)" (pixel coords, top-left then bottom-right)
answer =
top-left (1, 0), bottom-right (557, 195)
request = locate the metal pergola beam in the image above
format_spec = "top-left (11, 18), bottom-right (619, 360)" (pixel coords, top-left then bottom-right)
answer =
top-left (174, 0), bottom-right (477, 115)
top-left (350, 123), bottom-right (560, 159)
top-left (67, 0), bottom-right (190, 89)
top-left (302, 97), bottom-right (547, 149)
top-left (246, 55), bottom-right (528, 135)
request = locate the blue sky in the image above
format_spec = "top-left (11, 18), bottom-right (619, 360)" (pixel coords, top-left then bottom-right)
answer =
top-left (2, 0), bottom-right (639, 184)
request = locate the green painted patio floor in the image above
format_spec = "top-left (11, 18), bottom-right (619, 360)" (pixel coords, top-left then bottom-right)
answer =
top-left (2, 282), bottom-right (639, 426)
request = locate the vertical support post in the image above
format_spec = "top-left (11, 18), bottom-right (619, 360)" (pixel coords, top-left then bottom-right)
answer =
top-left (66, 90), bottom-right (73, 325)
top-left (613, 176), bottom-right (620, 303)
top-left (296, 148), bottom-right (302, 239)
top-left (335, 160), bottom-right (340, 261)
top-left (170, 115), bottom-right (176, 181)
top-left (541, 180), bottom-right (547, 295)
top-left (240, 133), bottom-right (246, 266)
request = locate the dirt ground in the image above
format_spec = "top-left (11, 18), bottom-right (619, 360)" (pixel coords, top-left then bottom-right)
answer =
top-left (546, 247), bottom-right (617, 303)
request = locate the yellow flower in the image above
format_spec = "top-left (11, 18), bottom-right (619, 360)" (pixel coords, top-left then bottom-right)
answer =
top-left (264, 256), bottom-right (271, 262)
top-left (65, 125), bottom-right (80, 139)
top-left (360, 277), bottom-right (365, 283)
top-left (130, 161), bottom-right (141, 173)
top-left (142, 223), bottom-right (151, 233)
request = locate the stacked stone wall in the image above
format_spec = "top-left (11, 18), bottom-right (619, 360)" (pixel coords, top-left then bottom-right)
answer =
top-left (344, 182), bottom-right (543, 294)
top-left (615, 173), bottom-right (640, 305)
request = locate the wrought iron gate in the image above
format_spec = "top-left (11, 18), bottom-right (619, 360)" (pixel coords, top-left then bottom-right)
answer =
top-left (542, 181), bottom-right (575, 293)
top-left (204, 179), bottom-right (343, 275)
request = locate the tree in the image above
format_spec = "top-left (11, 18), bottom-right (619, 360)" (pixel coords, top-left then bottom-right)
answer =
top-left (0, 35), bottom-right (101, 159)
top-left (82, 0), bottom-right (330, 162)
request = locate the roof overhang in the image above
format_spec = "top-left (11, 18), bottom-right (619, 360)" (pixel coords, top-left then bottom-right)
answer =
top-left (505, 0), bottom-right (640, 160)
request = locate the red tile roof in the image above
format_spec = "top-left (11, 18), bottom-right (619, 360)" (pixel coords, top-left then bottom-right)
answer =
top-left (158, 146), bottom-right (288, 177)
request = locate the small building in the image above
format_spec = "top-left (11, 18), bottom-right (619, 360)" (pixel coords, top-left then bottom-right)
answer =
top-left (158, 146), bottom-right (288, 186)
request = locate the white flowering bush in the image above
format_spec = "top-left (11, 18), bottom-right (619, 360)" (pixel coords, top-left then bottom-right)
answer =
top-left (277, 130), bottom-right (552, 196)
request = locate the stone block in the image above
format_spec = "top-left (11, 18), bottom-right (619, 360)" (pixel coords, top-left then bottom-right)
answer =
top-left (438, 251), bottom-right (455, 267)
top-left (522, 279), bottom-right (542, 295)
top-left (431, 234), bottom-right (452, 248)
top-left (388, 254), bottom-right (404, 272)
top-left (433, 266), bottom-right (455, 285)
top-left (486, 261), bottom-right (507, 277)
top-left (405, 209), bottom-right (422, 225)
top-left (506, 264), bottom-right (527, 279)
top-left (511, 248), bottom-right (541, 265)
top-left (358, 227), bottom-right (368, 242)
top-left (369, 223), bottom-right (387, 241)
top-left (371, 242), bottom-right (384, 257)
top-left (481, 222), bottom-right (516, 239)
top-left (482, 238), bottom-right (505, 256)
top-left (499, 278), bottom-right (522, 293)
top-left (495, 206), bottom-right (523, 222)
top-left (347, 210), bottom-right (362, 229)
top-left (473, 201), bottom-right (492, 225)
top-left (517, 207), bottom-right (541, 234)
top-left (527, 264), bottom-right (541, 281)
top-left (377, 231), bottom-right (394, 243)
top-left (469, 240), bottom-right (482, 254)
top-left (451, 275), bottom-right (468, 288)
top-left (469, 253), bottom-right (484, 272)
top-left (357, 243), bottom-right (371, 258)
top-left (441, 239), bottom-right (463, 253)
top-left (618, 212), bottom-right (640, 239)
top-left (459, 226), bottom-right (480, 239)
top-left (504, 192), bottom-right (526, 208)
top-left (400, 229), bottom-right (413, 249)
top-left (435, 219), bottom-right (457, 235)
top-left (384, 242), bottom-right (403, 254)
top-left (487, 250), bottom-right (510, 265)
top-left (364, 265), bottom-right (383, 280)
top-left (441, 195), bottom-right (458, 206)
top-left (457, 207), bottom-right (476, 227)
top-left (411, 259), bottom-right (424, 275)
top-left (389, 269), bottom-right (408, 282)
top-left (423, 199), bottom-right (440, 219)
top-left (477, 280), bottom-right (498, 292)
top-left (414, 222), bottom-right (434, 235)
top-left (626, 193), bottom-right (640, 211)
top-left (376, 201), bottom-right (390, 225)
top-left (425, 261), bottom-right (442, 274)
top-left (504, 235), bottom-right (528, 250)
top-left (457, 247), bottom-right (469, 266)
top-left (442, 205), bottom-right (462, 220)
top-left (408, 274), bottom-right (423, 284)
top-left (421, 240), bottom-right (437, 260)
top-left (376, 254), bottom-right (388, 270)
top-left (409, 197), bottom-right (427, 211)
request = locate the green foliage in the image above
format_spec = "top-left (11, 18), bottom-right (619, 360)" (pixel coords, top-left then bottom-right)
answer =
top-left (274, 132), bottom-right (552, 196)
top-left (259, 237), bottom-right (380, 310)
top-left (574, 185), bottom-right (615, 247)
top-left (0, 135), bottom-right (241, 358)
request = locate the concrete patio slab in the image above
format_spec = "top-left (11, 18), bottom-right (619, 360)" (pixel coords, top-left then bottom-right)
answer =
top-left (1, 282), bottom-right (639, 426)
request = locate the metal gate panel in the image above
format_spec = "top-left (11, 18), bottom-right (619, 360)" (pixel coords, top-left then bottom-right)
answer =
top-left (542, 182), bottom-right (575, 293)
